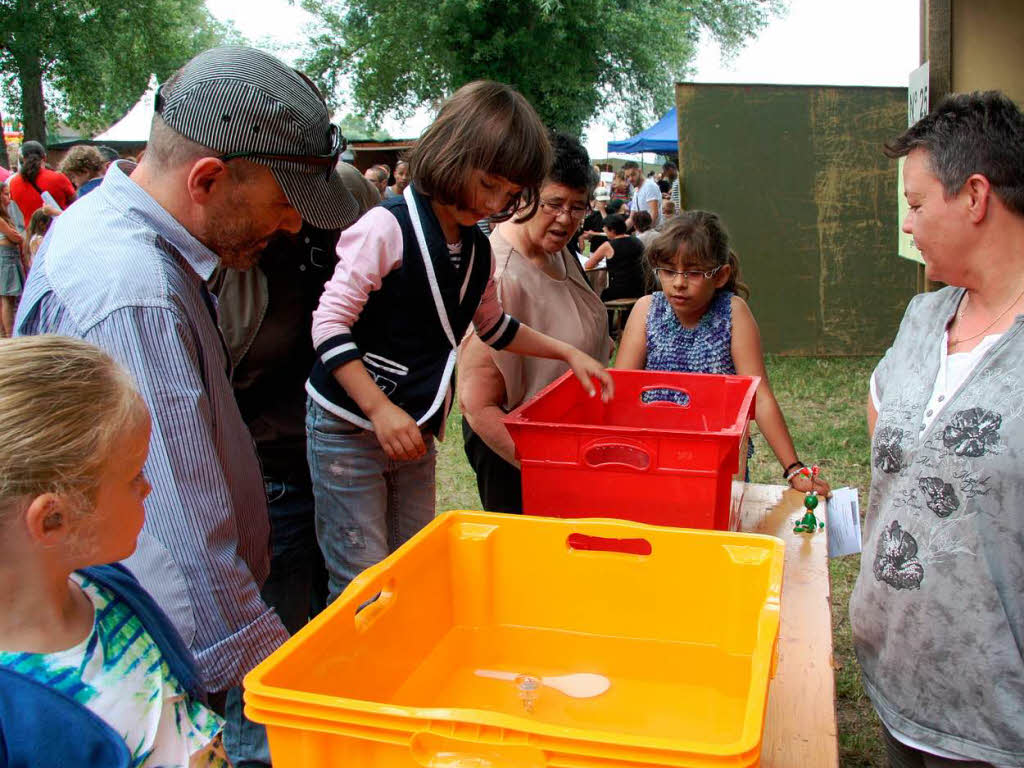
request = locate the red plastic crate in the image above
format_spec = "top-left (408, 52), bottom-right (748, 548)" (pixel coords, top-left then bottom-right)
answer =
top-left (505, 369), bottom-right (758, 531)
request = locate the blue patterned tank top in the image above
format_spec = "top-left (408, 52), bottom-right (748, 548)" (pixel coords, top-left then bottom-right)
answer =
top-left (645, 289), bottom-right (735, 375)
top-left (644, 289), bottom-right (753, 462)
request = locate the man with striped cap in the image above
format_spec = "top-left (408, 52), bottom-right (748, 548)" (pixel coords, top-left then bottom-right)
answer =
top-left (16, 45), bottom-right (358, 766)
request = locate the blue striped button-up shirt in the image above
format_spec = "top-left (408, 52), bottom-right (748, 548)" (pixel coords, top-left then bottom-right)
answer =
top-left (15, 162), bottom-right (288, 692)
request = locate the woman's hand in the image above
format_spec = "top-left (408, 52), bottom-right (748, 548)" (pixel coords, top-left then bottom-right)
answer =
top-left (566, 348), bottom-right (614, 402)
top-left (369, 400), bottom-right (426, 461)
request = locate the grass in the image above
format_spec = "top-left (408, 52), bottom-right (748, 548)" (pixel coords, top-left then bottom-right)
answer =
top-left (435, 355), bottom-right (885, 767)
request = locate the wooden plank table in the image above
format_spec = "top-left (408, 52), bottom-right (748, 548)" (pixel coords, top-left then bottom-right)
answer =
top-left (739, 484), bottom-right (839, 768)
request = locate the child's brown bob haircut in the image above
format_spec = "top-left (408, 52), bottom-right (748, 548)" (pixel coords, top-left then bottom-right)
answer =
top-left (408, 80), bottom-right (552, 222)
top-left (647, 210), bottom-right (750, 300)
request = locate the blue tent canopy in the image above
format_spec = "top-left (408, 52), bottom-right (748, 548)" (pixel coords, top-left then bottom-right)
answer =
top-left (606, 108), bottom-right (678, 154)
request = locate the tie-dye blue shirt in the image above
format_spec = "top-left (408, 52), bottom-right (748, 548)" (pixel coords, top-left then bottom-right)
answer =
top-left (0, 574), bottom-right (227, 767)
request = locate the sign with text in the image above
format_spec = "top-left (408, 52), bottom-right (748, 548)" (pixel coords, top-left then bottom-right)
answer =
top-left (899, 62), bottom-right (928, 264)
top-left (908, 62), bottom-right (930, 125)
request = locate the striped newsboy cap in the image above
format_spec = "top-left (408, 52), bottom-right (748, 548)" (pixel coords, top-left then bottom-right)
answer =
top-left (156, 46), bottom-right (357, 230)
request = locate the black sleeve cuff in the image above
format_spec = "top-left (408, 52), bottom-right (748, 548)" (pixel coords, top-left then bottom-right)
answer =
top-left (478, 314), bottom-right (520, 351)
top-left (315, 333), bottom-right (361, 372)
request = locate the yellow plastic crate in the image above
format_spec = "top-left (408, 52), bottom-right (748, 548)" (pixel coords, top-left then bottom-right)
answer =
top-left (244, 511), bottom-right (784, 767)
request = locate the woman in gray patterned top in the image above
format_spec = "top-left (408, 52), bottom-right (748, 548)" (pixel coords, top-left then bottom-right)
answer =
top-left (853, 91), bottom-right (1024, 767)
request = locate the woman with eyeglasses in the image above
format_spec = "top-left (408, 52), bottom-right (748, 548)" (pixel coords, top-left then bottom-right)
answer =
top-left (614, 210), bottom-right (830, 495)
top-left (457, 133), bottom-right (613, 514)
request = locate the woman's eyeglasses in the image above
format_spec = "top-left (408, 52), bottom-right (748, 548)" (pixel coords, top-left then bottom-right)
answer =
top-left (539, 199), bottom-right (589, 220)
top-left (655, 265), bottom-right (722, 281)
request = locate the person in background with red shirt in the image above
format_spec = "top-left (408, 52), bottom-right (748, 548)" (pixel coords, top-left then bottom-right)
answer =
top-left (9, 141), bottom-right (75, 221)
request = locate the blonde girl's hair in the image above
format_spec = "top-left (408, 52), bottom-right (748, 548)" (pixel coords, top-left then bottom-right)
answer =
top-left (408, 80), bottom-right (552, 223)
top-left (646, 210), bottom-right (750, 300)
top-left (27, 209), bottom-right (53, 242)
top-left (0, 336), bottom-right (148, 521)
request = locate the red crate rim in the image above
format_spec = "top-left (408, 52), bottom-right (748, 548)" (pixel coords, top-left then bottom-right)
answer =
top-left (504, 369), bottom-right (759, 439)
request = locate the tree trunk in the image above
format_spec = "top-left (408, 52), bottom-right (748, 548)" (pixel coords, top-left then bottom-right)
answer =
top-left (0, 106), bottom-right (8, 170)
top-left (20, 57), bottom-right (47, 145)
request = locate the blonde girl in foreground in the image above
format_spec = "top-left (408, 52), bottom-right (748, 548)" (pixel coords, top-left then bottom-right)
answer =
top-left (0, 336), bottom-right (228, 767)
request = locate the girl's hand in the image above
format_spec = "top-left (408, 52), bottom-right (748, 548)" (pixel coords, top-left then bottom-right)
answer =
top-left (370, 401), bottom-right (426, 461)
top-left (566, 349), bottom-right (614, 402)
top-left (788, 471), bottom-right (831, 497)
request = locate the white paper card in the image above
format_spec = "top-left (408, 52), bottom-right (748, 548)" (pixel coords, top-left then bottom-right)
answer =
top-left (40, 190), bottom-right (62, 212)
top-left (827, 487), bottom-right (862, 558)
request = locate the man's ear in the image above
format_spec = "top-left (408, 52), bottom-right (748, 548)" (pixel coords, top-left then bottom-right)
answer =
top-left (963, 173), bottom-right (992, 224)
top-left (187, 157), bottom-right (232, 204)
top-left (24, 494), bottom-right (72, 547)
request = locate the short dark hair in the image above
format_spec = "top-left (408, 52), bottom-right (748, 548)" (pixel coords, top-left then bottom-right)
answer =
top-left (662, 161), bottom-right (677, 172)
top-left (603, 213), bottom-right (628, 235)
top-left (621, 160), bottom-right (640, 172)
top-left (885, 90), bottom-right (1024, 216)
top-left (607, 198), bottom-right (626, 215)
top-left (408, 80), bottom-right (551, 222)
top-left (96, 145), bottom-right (120, 163)
top-left (634, 211), bottom-right (653, 232)
top-left (546, 132), bottom-right (598, 195)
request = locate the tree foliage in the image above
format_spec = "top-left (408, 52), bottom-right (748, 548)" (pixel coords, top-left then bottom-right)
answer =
top-left (338, 112), bottom-right (392, 141)
top-left (0, 0), bottom-right (236, 142)
top-left (300, 0), bottom-right (784, 137)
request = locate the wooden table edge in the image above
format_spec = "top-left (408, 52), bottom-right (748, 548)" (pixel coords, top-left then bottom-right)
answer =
top-left (739, 483), bottom-right (840, 768)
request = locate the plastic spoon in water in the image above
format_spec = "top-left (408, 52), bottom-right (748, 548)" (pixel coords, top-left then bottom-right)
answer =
top-left (474, 669), bottom-right (610, 698)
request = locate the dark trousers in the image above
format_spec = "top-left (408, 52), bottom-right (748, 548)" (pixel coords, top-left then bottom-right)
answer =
top-left (223, 473), bottom-right (328, 767)
top-left (262, 475), bottom-right (328, 633)
top-left (461, 417), bottom-right (523, 515)
top-left (882, 725), bottom-right (995, 768)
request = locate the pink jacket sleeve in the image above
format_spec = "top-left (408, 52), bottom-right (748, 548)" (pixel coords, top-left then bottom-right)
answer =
top-left (311, 207), bottom-right (404, 367)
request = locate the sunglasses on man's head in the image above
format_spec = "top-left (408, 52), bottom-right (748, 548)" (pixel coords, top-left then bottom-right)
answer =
top-left (219, 124), bottom-right (346, 181)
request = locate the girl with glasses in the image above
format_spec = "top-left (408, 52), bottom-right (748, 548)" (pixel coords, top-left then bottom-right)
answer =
top-left (615, 210), bottom-right (830, 495)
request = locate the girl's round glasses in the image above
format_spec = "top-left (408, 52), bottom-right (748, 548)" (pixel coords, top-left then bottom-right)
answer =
top-left (655, 265), bottom-right (723, 281)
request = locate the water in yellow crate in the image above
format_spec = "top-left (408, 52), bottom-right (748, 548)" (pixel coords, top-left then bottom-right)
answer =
top-left (388, 625), bottom-right (750, 744)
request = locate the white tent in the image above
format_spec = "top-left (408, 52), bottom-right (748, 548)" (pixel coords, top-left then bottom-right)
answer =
top-left (94, 74), bottom-right (158, 142)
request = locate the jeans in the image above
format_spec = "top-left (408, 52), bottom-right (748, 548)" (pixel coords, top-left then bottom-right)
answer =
top-left (261, 475), bottom-right (328, 634)
top-left (223, 685), bottom-right (272, 767)
top-left (222, 472), bottom-right (328, 767)
top-left (306, 398), bottom-right (437, 602)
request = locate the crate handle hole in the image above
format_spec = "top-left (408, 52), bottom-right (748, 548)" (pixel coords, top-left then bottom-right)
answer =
top-left (640, 386), bottom-right (691, 407)
top-left (353, 579), bottom-right (397, 631)
top-left (567, 533), bottom-right (652, 556)
top-left (583, 443), bottom-right (650, 470)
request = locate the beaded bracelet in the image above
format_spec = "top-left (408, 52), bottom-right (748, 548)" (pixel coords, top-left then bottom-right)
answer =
top-left (782, 461), bottom-right (805, 480)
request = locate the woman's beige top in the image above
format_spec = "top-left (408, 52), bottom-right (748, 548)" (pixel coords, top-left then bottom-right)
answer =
top-left (490, 228), bottom-right (613, 410)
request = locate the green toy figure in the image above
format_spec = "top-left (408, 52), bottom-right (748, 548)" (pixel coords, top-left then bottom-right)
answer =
top-left (793, 465), bottom-right (825, 534)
